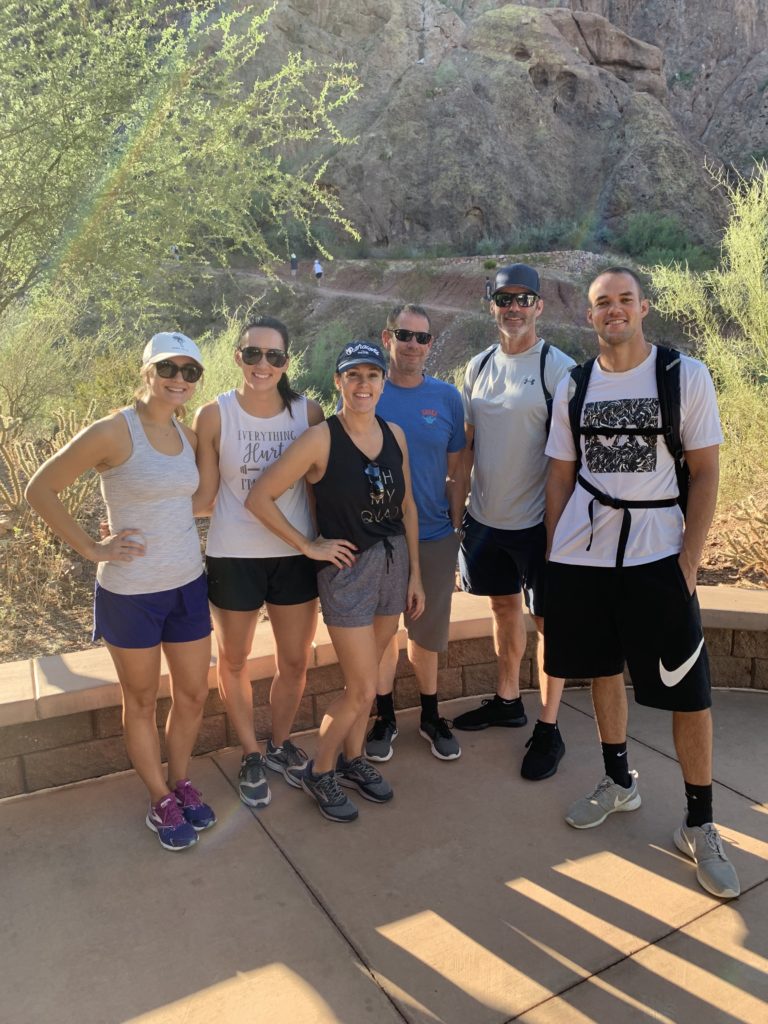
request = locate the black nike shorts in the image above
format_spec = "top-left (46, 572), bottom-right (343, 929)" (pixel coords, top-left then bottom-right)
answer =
top-left (543, 555), bottom-right (711, 712)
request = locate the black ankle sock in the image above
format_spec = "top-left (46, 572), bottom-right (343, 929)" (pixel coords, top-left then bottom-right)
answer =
top-left (601, 742), bottom-right (631, 787)
top-left (685, 782), bottom-right (713, 827)
top-left (420, 693), bottom-right (438, 723)
top-left (376, 692), bottom-right (395, 722)
top-left (534, 720), bottom-right (558, 734)
top-left (496, 694), bottom-right (523, 707)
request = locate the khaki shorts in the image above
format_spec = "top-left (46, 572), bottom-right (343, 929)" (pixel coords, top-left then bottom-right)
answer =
top-left (404, 531), bottom-right (459, 652)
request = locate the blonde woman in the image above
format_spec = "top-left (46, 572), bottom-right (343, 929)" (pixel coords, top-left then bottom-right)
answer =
top-left (26, 332), bottom-right (214, 851)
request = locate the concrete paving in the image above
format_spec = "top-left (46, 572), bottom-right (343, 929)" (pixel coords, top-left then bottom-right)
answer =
top-left (1, 690), bottom-right (766, 1024)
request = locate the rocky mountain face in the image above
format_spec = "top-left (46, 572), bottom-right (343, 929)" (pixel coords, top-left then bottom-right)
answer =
top-left (265, 1), bottom-right (767, 250)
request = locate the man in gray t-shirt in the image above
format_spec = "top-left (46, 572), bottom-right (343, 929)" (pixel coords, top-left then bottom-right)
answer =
top-left (454, 263), bottom-right (574, 782)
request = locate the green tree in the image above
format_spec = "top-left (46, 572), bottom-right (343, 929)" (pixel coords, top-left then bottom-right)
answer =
top-left (0, 0), bottom-right (359, 320)
top-left (650, 164), bottom-right (768, 506)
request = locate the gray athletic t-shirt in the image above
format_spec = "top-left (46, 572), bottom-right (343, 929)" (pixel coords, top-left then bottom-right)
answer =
top-left (462, 339), bottom-right (575, 530)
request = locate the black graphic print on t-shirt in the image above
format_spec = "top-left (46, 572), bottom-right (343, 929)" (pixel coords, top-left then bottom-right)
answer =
top-left (584, 398), bottom-right (659, 473)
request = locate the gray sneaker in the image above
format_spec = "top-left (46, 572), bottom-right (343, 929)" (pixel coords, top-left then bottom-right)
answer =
top-left (238, 752), bottom-right (272, 808)
top-left (301, 761), bottom-right (358, 822)
top-left (265, 738), bottom-right (309, 780)
top-left (365, 717), bottom-right (398, 761)
top-left (565, 771), bottom-right (641, 829)
top-left (337, 754), bottom-right (394, 803)
top-left (674, 820), bottom-right (741, 899)
top-left (419, 718), bottom-right (461, 760)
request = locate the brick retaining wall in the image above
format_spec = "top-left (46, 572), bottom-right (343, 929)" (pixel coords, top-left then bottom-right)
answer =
top-left (1, 589), bottom-right (765, 799)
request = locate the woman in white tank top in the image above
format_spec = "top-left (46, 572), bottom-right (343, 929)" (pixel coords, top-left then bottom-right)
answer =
top-left (26, 332), bottom-right (215, 853)
top-left (194, 316), bottom-right (324, 810)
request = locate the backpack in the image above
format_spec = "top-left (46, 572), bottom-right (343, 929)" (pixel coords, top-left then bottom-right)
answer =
top-left (567, 345), bottom-right (688, 567)
top-left (469, 341), bottom-right (554, 435)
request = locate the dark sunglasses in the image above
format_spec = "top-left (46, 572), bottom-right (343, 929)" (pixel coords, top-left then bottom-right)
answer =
top-left (364, 461), bottom-right (385, 503)
top-left (155, 360), bottom-right (203, 383)
top-left (390, 328), bottom-right (432, 345)
top-left (493, 292), bottom-right (538, 308)
top-left (238, 346), bottom-right (288, 368)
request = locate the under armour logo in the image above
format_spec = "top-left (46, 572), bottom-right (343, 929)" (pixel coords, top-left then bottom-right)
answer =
top-left (522, 376), bottom-right (536, 386)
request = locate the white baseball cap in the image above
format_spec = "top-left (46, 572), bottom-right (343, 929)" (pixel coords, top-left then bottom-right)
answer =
top-left (142, 331), bottom-right (204, 367)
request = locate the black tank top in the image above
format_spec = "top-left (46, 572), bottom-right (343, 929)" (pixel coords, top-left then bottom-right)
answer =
top-left (313, 415), bottom-right (405, 555)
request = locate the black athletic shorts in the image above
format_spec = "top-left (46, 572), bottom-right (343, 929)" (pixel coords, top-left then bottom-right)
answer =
top-left (459, 513), bottom-right (547, 615)
top-left (206, 554), bottom-right (318, 612)
top-left (543, 555), bottom-right (711, 712)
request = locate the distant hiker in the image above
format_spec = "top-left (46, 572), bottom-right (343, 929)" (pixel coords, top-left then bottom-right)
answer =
top-left (365, 303), bottom-right (466, 764)
top-left (313, 258), bottom-right (323, 284)
top-left (455, 263), bottom-right (575, 782)
top-left (26, 332), bottom-right (215, 852)
top-left (290, 252), bottom-right (298, 278)
top-left (544, 266), bottom-right (740, 899)
top-left (483, 276), bottom-right (492, 304)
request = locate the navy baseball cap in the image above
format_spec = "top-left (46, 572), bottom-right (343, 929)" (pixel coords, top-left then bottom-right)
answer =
top-left (493, 263), bottom-right (541, 297)
top-left (336, 341), bottom-right (387, 373)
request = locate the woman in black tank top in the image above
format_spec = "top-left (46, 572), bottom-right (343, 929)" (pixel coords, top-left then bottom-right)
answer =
top-left (246, 342), bottom-right (425, 822)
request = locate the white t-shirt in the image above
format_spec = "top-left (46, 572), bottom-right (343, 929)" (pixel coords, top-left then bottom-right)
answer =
top-left (546, 346), bottom-right (723, 566)
top-left (463, 339), bottom-right (575, 530)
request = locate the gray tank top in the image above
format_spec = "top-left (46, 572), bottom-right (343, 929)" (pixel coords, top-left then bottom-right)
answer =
top-left (96, 407), bottom-right (203, 595)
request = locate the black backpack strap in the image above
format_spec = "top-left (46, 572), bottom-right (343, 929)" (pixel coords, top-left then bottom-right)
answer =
top-left (655, 345), bottom-right (688, 514)
top-left (567, 357), bottom-right (596, 471)
top-left (539, 341), bottom-right (552, 435)
top-left (468, 346), bottom-right (497, 450)
top-left (470, 345), bottom-right (497, 396)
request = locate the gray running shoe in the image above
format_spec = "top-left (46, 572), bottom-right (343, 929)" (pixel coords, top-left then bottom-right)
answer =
top-left (565, 771), bottom-right (641, 829)
top-left (419, 718), bottom-right (461, 760)
top-left (265, 738), bottom-right (309, 780)
top-left (336, 754), bottom-right (394, 803)
top-left (284, 764), bottom-right (305, 790)
top-left (238, 752), bottom-right (272, 808)
top-left (674, 819), bottom-right (741, 899)
top-left (301, 761), bottom-right (359, 822)
top-left (365, 717), bottom-right (398, 761)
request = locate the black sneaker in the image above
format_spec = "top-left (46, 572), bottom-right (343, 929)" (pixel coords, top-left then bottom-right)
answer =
top-left (520, 724), bottom-right (565, 780)
top-left (365, 717), bottom-right (398, 762)
top-left (452, 696), bottom-right (527, 731)
top-left (419, 717), bottom-right (461, 760)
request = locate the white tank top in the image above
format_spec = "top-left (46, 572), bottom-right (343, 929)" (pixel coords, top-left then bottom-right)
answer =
top-left (97, 408), bottom-right (203, 595)
top-left (205, 391), bottom-right (314, 558)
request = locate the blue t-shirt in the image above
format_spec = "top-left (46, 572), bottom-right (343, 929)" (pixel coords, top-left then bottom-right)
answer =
top-left (375, 376), bottom-right (465, 541)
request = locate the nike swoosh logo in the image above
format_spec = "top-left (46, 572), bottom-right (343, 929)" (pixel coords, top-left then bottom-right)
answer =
top-left (659, 637), bottom-right (705, 687)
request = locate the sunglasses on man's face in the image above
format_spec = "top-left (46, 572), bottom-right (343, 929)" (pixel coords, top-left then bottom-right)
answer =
top-left (364, 461), bottom-right (385, 503)
top-left (390, 328), bottom-right (432, 345)
top-left (155, 360), bottom-right (203, 383)
top-left (493, 292), bottom-right (538, 309)
top-left (238, 346), bottom-right (288, 368)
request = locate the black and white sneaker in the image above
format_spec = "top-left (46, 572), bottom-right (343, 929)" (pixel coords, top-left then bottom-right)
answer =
top-left (238, 752), bottom-right (272, 808)
top-left (365, 717), bottom-right (398, 761)
top-left (419, 717), bottom-right (461, 760)
top-left (265, 738), bottom-right (309, 780)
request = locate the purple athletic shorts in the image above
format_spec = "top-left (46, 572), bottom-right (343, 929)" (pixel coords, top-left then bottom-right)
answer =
top-left (93, 573), bottom-right (211, 649)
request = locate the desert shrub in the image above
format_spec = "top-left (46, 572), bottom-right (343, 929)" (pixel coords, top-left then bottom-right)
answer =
top-left (483, 258), bottom-right (498, 270)
top-left (650, 164), bottom-right (768, 511)
top-left (614, 213), bottom-right (715, 271)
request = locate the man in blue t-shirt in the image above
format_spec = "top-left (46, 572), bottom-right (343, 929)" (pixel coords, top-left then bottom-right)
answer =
top-left (364, 303), bottom-right (466, 762)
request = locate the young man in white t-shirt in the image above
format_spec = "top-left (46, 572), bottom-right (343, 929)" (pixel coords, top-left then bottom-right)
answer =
top-left (544, 267), bottom-right (740, 900)
top-left (455, 264), bottom-right (575, 781)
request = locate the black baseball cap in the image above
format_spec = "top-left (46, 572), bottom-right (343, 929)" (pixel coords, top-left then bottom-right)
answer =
top-left (493, 263), bottom-right (541, 297)
top-left (336, 341), bottom-right (387, 373)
